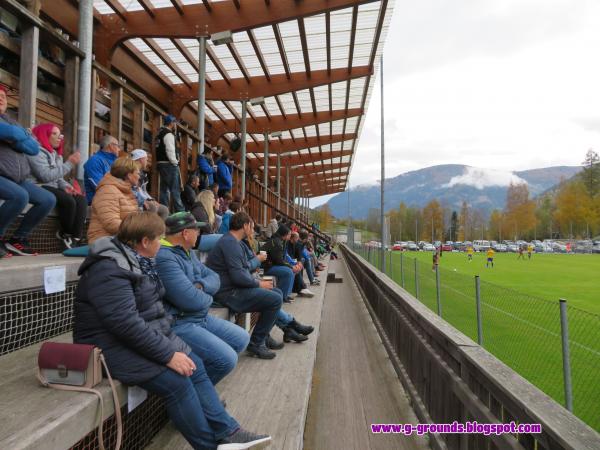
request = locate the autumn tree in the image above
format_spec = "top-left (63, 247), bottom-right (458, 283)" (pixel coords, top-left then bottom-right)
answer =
top-left (458, 201), bottom-right (470, 241)
top-left (553, 180), bottom-right (597, 238)
top-left (535, 194), bottom-right (555, 239)
top-left (421, 199), bottom-right (445, 242)
top-left (315, 204), bottom-right (334, 231)
top-left (487, 209), bottom-right (504, 241)
top-left (503, 182), bottom-right (537, 239)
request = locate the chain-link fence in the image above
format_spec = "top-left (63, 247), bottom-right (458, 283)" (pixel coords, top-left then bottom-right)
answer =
top-left (352, 243), bottom-right (600, 432)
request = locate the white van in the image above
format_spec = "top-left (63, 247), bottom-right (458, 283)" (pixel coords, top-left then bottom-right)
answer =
top-left (473, 240), bottom-right (491, 252)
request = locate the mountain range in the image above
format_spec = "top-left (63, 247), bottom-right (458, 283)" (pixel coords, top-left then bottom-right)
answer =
top-left (325, 164), bottom-right (581, 220)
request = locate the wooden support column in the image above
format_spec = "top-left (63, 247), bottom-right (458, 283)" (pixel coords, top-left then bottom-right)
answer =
top-left (63, 55), bottom-right (79, 157)
top-left (110, 83), bottom-right (123, 143)
top-left (150, 113), bottom-right (161, 199)
top-left (18, 24), bottom-right (39, 128)
top-left (132, 101), bottom-right (145, 150)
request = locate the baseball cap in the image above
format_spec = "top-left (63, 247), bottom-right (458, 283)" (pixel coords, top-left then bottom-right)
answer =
top-left (165, 212), bottom-right (206, 234)
top-left (164, 114), bottom-right (178, 126)
top-left (130, 149), bottom-right (147, 161)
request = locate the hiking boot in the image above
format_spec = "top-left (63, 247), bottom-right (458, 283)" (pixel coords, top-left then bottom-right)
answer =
top-left (246, 343), bottom-right (276, 359)
top-left (6, 238), bottom-right (37, 256)
top-left (265, 335), bottom-right (284, 350)
top-left (290, 319), bottom-right (314, 336)
top-left (0, 240), bottom-right (12, 259)
top-left (217, 428), bottom-right (271, 450)
top-left (283, 326), bottom-right (308, 343)
top-left (299, 288), bottom-right (315, 298)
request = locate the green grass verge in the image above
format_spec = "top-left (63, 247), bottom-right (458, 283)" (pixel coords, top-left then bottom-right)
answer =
top-left (355, 248), bottom-right (600, 431)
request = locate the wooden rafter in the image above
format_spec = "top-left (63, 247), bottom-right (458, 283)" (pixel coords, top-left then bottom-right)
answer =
top-left (226, 43), bottom-right (251, 82)
top-left (143, 38), bottom-right (192, 87)
top-left (137, 0), bottom-right (155, 18)
top-left (272, 24), bottom-right (290, 79)
top-left (170, 0), bottom-right (185, 15)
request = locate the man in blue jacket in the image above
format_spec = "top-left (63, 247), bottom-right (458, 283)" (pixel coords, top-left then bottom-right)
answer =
top-left (206, 211), bottom-right (283, 359)
top-left (156, 212), bottom-right (249, 385)
top-left (197, 147), bottom-right (217, 190)
top-left (215, 153), bottom-right (233, 198)
top-left (83, 134), bottom-right (119, 204)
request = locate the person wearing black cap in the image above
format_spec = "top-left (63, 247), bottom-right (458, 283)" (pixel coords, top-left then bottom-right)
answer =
top-left (156, 114), bottom-right (184, 212)
top-left (156, 212), bottom-right (250, 385)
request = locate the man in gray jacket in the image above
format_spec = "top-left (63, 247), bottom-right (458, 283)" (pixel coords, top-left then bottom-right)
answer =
top-left (0, 86), bottom-right (56, 257)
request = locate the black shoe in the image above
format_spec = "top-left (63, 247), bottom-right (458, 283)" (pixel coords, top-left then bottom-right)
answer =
top-left (266, 334), bottom-right (284, 350)
top-left (283, 297), bottom-right (293, 304)
top-left (283, 326), bottom-right (308, 343)
top-left (6, 238), bottom-right (37, 256)
top-left (0, 240), bottom-right (13, 259)
top-left (56, 231), bottom-right (73, 249)
top-left (217, 428), bottom-right (271, 450)
top-left (246, 343), bottom-right (276, 359)
top-left (290, 319), bottom-right (314, 336)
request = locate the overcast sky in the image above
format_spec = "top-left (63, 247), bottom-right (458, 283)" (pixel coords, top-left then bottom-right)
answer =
top-left (311, 0), bottom-right (600, 207)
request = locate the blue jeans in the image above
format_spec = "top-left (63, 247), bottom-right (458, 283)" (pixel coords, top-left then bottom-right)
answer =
top-left (275, 309), bottom-right (293, 329)
top-left (214, 287), bottom-right (282, 346)
top-left (0, 177), bottom-right (56, 238)
top-left (158, 164), bottom-right (184, 212)
top-left (265, 265), bottom-right (294, 298)
top-left (173, 315), bottom-right (249, 385)
top-left (140, 352), bottom-right (239, 450)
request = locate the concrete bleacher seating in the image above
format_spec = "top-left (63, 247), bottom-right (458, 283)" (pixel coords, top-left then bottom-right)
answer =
top-left (0, 245), bottom-right (332, 449)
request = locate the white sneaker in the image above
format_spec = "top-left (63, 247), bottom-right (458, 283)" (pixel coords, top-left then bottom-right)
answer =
top-left (300, 288), bottom-right (315, 298)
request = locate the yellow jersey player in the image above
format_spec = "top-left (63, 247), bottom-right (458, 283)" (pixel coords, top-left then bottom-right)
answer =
top-left (467, 246), bottom-right (474, 262)
top-left (486, 248), bottom-right (495, 268)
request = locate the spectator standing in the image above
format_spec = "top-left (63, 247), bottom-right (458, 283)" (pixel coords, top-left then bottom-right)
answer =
top-left (216, 153), bottom-right (233, 198)
top-left (156, 114), bottom-right (184, 212)
top-left (129, 149), bottom-right (169, 219)
top-left (29, 123), bottom-right (86, 249)
top-left (182, 174), bottom-right (200, 211)
top-left (83, 134), bottom-right (119, 204)
top-left (0, 86), bottom-right (56, 257)
top-left (74, 212), bottom-right (270, 450)
top-left (197, 147), bottom-right (217, 190)
top-left (206, 212), bottom-right (283, 359)
top-left (87, 156), bottom-right (139, 244)
top-left (156, 212), bottom-right (249, 385)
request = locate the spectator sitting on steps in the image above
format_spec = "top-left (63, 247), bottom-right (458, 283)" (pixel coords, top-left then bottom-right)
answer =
top-left (206, 212), bottom-right (283, 360)
top-left (74, 212), bottom-right (270, 450)
top-left (83, 134), bottom-right (119, 205)
top-left (29, 123), bottom-right (87, 249)
top-left (0, 85), bottom-right (56, 257)
top-left (182, 174), bottom-right (200, 212)
top-left (87, 156), bottom-right (139, 244)
top-left (130, 148), bottom-right (169, 220)
top-left (155, 212), bottom-right (250, 386)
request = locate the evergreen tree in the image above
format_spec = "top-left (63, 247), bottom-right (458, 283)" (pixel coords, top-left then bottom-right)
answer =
top-left (581, 149), bottom-right (600, 198)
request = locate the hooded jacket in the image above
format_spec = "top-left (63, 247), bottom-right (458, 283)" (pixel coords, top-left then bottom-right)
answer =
top-left (73, 237), bottom-right (190, 385)
top-left (215, 159), bottom-right (233, 192)
top-left (27, 146), bottom-right (74, 190)
top-left (0, 114), bottom-right (39, 183)
top-left (83, 150), bottom-right (118, 204)
top-left (87, 174), bottom-right (139, 243)
top-left (156, 240), bottom-right (219, 320)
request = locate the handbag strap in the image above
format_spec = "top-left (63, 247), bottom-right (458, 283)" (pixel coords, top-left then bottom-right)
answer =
top-left (37, 354), bottom-right (123, 450)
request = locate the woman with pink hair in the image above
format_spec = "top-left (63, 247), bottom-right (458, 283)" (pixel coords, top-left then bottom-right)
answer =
top-left (29, 123), bottom-right (86, 248)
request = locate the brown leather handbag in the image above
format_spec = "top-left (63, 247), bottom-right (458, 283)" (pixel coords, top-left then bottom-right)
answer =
top-left (37, 342), bottom-right (122, 450)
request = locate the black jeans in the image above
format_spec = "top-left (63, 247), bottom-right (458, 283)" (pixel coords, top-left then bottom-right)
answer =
top-left (214, 287), bottom-right (283, 346)
top-left (42, 186), bottom-right (87, 239)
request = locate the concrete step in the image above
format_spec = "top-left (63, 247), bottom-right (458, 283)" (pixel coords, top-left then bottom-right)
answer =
top-left (146, 258), bottom-right (331, 450)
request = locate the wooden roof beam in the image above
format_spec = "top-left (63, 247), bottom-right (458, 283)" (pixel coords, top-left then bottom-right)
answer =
top-left (93, 0), bottom-right (379, 65)
top-left (246, 134), bottom-right (356, 154)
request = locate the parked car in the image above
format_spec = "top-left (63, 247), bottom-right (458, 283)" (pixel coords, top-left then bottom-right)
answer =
top-left (392, 244), bottom-right (404, 251)
top-left (493, 243), bottom-right (508, 252)
top-left (473, 240), bottom-right (491, 252)
top-left (507, 244), bottom-right (519, 252)
top-left (452, 241), bottom-right (464, 251)
top-left (441, 244), bottom-right (453, 252)
top-left (423, 243), bottom-right (436, 251)
top-left (406, 241), bottom-right (418, 251)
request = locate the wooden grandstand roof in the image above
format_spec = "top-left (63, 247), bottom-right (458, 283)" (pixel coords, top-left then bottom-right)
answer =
top-left (41, 0), bottom-right (394, 197)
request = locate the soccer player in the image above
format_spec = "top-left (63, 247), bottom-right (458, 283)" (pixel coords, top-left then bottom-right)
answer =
top-left (486, 247), bottom-right (495, 268)
top-left (527, 243), bottom-right (533, 260)
top-left (432, 250), bottom-right (440, 272)
top-left (466, 245), bottom-right (474, 262)
top-left (517, 245), bottom-right (525, 260)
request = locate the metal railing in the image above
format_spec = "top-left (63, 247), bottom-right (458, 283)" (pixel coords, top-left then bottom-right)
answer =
top-left (342, 244), bottom-right (600, 450)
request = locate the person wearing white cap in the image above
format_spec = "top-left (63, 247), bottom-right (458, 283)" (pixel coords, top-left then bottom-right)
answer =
top-left (130, 149), bottom-right (169, 219)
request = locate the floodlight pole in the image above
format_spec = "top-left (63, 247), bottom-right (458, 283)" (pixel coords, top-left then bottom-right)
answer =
top-left (263, 132), bottom-right (269, 225)
top-left (197, 37), bottom-right (207, 158)
top-left (240, 100), bottom-right (247, 199)
top-left (380, 56), bottom-right (386, 272)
